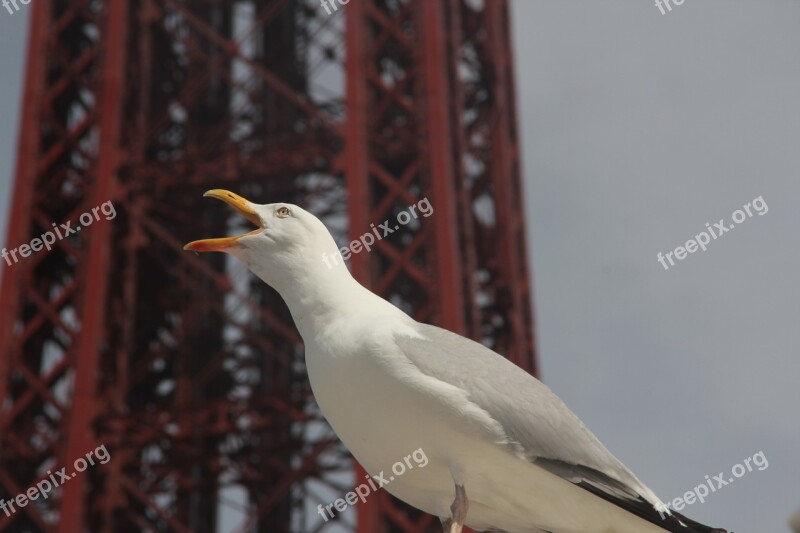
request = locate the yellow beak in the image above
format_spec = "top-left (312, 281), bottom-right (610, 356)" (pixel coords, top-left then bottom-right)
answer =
top-left (184, 190), bottom-right (262, 252)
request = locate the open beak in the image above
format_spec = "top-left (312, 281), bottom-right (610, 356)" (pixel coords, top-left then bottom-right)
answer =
top-left (184, 190), bottom-right (263, 252)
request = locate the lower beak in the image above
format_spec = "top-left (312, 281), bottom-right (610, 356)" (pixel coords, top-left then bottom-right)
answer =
top-left (184, 190), bottom-right (262, 252)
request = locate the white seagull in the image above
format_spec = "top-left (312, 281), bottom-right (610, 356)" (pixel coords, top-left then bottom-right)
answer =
top-left (185, 190), bottom-right (728, 533)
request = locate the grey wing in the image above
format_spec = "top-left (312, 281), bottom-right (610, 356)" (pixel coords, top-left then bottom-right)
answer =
top-left (395, 323), bottom-right (729, 533)
top-left (395, 323), bottom-right (662, 507)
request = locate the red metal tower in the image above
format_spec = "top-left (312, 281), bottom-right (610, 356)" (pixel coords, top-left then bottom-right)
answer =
top-left (0, 1), bottom-right (535, 532)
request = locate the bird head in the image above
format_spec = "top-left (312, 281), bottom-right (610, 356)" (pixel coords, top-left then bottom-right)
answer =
top-left (184, 189), bottom-right (343, 289)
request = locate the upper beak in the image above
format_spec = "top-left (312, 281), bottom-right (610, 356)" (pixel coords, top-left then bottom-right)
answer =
top-left (184, 189), bottom-right (263, 252)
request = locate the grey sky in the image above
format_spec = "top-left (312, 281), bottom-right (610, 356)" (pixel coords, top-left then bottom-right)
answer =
top-left (0, 7), bottom-right (27, 280)
top-left (1, 2), bottom-right (797, 532)
top-left (514, 2), bottom-right (800, 532)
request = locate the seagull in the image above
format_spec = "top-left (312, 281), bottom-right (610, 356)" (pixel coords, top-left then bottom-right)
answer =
top-left (185, 190), bottom-right (728, 533)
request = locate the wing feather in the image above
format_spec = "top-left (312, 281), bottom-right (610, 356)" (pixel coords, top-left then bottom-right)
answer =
top-left (396, 323), bottom-right (660, 502)
top-left (395, 324), bottom-right (727, 533)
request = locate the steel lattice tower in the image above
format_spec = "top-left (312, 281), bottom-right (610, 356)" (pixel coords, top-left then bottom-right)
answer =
top-left (0, 0), bottom-right (535, 531)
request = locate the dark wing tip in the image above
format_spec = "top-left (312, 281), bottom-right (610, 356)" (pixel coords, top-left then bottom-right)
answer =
top-left (534, 458), bottom-right (728, 533)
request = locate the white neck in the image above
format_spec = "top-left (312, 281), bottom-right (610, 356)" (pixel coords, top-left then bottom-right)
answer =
top-left (241, 246), bottom-right (403, 341)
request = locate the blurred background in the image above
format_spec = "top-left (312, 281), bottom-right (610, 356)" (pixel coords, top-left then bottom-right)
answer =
top-left (0, 1), bottom-right (797, 532)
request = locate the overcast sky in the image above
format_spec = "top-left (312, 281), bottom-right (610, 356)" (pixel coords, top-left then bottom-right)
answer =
top-left (1, 2), bottom-right (798, 532)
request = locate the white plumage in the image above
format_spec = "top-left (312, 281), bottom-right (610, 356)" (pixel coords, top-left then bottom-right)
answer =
top-left (185, 190), bottom-right (727, 533)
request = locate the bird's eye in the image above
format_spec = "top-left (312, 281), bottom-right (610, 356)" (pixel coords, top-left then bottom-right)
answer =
top-left (276, 206), bottom-right (291, 218)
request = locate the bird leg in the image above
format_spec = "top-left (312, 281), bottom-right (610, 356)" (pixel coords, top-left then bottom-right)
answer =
top-left (441, 483), bottom-right (469, 533)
